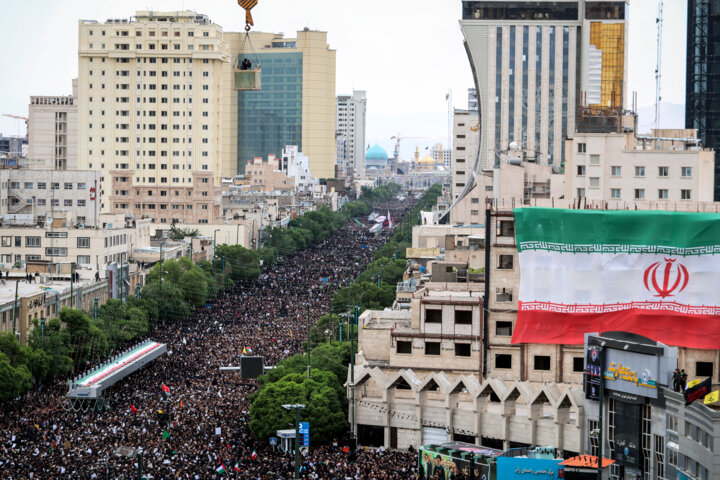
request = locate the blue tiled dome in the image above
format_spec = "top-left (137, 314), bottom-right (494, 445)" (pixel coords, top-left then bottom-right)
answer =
top-left (365, 144), bottom-right (388, 160)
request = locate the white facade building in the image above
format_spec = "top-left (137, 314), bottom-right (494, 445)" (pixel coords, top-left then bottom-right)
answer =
top-left (281, 145), bottom-right (318, 193)
top-left (565, 127), bottom-right (715, 204)
top-left (336, 90), bottom-right (367, 178)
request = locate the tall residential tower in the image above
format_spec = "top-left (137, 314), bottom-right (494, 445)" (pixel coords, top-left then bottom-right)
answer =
top-left (336, 90), bottom-right (367, 179)
top-left (77, 11), bottom-right (225, 224)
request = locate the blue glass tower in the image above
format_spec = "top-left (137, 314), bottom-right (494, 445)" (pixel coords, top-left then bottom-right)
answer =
top-left (237, 51), bottom-right (303, 174)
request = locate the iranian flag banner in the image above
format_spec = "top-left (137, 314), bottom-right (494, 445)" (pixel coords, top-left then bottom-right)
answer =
top-left (512, 208), bottom-right (720, 349)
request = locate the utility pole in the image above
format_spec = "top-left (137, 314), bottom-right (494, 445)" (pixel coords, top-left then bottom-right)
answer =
top-left (350, 305), bottom-right (358, 444)
top-left (282, 404), bottom-right (305, 480)
top-left (70, 264), bottom-right (75, 308)
top-left (12, 280), bottom-right (19, 339)
top-left (597, 346), bottom-right (605, 480)
top-left (306, 302), bottom-right (311, 379)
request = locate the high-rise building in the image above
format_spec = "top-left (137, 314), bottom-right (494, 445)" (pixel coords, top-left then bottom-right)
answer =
top-left (686, 0), bottom-right (720, 200)
top-left (76, 11), bottom-right (224, 224)
top-left (467, 87), bottom-right (478, 111)
top-left (459, 1), bottom-right (627, 174)
top-left (227, 30), bottom-right (336, 179)
top-left (28, 80), bottom-right (78, 170)
top-left (452, 109), bottom-right (480, 200)
top-left (336, 90), bottom-right (367, 178)
top-left (430, 143), bottom-right (451, 170)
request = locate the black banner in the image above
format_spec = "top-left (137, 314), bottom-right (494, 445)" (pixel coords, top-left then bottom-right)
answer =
top-left (613, 400), bottom-right (642, 468)
top-left (584, 346), bottom-right (603, 401)
top-left (684, 377), bottom-right (711, 406)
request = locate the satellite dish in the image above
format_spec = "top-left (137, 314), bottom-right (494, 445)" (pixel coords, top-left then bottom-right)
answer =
top-left (509, 141), bottom-right (519, 151)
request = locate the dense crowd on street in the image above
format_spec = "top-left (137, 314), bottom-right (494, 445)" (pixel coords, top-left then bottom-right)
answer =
top-left (0, 198), bottom-right (419, 479)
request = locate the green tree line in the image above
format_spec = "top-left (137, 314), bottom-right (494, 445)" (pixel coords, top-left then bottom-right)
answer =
top-left (249, 184), bottom-right (444, 442)
top-left (0, 184), bottom-right (402, 404)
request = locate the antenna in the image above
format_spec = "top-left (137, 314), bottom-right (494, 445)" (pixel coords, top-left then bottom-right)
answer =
top-left (446, 89), bottom-right (452, 169)
top-left (654, 0), bottom-right (663, 131)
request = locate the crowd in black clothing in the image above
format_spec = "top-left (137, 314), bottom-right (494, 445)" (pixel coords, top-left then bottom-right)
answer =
top-left (0, 199), bottom-right (419, 479)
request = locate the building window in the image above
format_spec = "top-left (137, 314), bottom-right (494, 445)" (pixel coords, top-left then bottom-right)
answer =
top-left (64, 199), bottom-right (73, 207)
top-left (658, 166), bottom-right (668, 177)
top-left (14, 237), bottom-right (21, 247)
top-left (77, 237), bottom-right (91, 248)
top-left (498, 254), bottom-right (513, 269)
top-left (681, 166), bottom-right (692, 177)
top-left (696, 361), bottom-right (713, 377)
top-left (589, 420), bottom-right (599, 457)
top-left (577, 188), bottom-right (585, 198)
top-left (658, 189), bottom-right (668, 199)
top-left (635, 166), bottom-right (645, 177)
top-left (425, 309), bottom-right (442, 323)
top-left (25, 236), bottom-right (41, 248)
top-left (455, 310), bottom-right (472, 325)
top-left (589, 154), bottom-right (600, 165)
top-left (589, 177), bottom-right (600, 188)
top-left (64, 182), bottom-right (73, 190)
top-left (496, 288), bottom-right (512, 303)
top-left (654, 434), bottom-right (665, 480)
top-left (681, 189), bottom-right (691, 200)
top-left (573, 357), bottom-right (584, 372)
top-left (534, 355), bottom-right (551, 371)
top-left (77, 255), bottom-right (91, 265)
top-left (577, 142), bottom-right (586, 153)
top-left (634, 189), bottom-right (645, 199)
top-left (425, 342), bottom-right (441, 355)
top-left (396, 341), bottom-right (412, 354)
top-left (495, 354), bottom-right (512, 369)
top-left (470, 209), bottom-right (479, 216)
top-left (495, 321), bottom-right (513, 336)
top-left (611, 166), bottom-right (621, 176)
top-left (45, 247), bottom-right (68, 257)
top-left (497, 220), bottom-right (514, 237)
top-left (611, 188), bottom-right (621, 199)
top-left (455, 343), bottom-right (471, 357)
top-left (577, 165), bottom-right (586, 176)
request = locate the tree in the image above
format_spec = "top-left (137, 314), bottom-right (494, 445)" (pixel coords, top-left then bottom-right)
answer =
top-left (250, 370), bottom-right (346, 441)
top-left (179, 268), bottom-right (209, 307)
top-left (140, 282), bottom-right (190, 323)
top-left (59, 308), bottom-right (108, 368)
top-left (95, 300), bottom-right (149, 349)
top-left (26, 318), bottom-right (72, 381)
top-left (0, 353), bottom-right (32, 403)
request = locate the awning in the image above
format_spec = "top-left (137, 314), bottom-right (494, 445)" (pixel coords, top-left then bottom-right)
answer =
top-left (559, 455), bottom-right (615, 468)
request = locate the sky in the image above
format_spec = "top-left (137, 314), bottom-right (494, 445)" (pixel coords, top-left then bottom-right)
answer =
top-left (0, 0), bottom-right (687, 160)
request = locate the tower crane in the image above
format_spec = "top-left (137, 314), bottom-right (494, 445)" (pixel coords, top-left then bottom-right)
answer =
top-left (2, 113), bottom-right (29, 138)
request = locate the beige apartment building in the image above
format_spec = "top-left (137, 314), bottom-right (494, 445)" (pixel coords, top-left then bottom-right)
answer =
top-left (27, 81), bottom-right (78, 171)
top-left (452, 109), bottom-right (480, 200)
top-left (565, 126), bottom-right (715, 204)
top-left (76, 11), bottom-right (226, 222)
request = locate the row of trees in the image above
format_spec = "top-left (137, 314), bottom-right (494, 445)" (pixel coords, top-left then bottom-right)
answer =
top-left (0, 184), bottom-right (404, 404)
top-left (249, 184), bottom-right (444, 441)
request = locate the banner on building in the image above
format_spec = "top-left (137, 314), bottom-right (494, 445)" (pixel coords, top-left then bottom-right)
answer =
top-left (512, 208), bottom-right (720, 349)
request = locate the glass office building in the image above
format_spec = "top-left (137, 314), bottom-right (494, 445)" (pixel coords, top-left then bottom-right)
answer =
top-left (237, 52), bottom-right (303, 174)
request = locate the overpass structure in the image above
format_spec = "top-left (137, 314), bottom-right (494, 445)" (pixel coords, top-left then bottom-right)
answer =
top-left (67, 340), bottom-right (167, 399)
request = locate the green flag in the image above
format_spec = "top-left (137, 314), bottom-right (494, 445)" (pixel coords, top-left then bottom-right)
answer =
top-left (162, 430), bottom-right (171, 440)
top-left (353, 219), bottom-right (363, 226)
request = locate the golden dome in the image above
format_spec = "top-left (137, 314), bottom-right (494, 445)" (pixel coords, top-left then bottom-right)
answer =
top-left (419, 155), bottom-right (436, 165)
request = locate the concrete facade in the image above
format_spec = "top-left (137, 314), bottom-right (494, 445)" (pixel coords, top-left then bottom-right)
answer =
top-left (452, 109), bottom-right (480, 200)
top-left (76, 11), bottom-right (227, 222)
top-left (565, 127), bottom-right (715, 204)
top-left (0, 169), bottom-right (101, 227)
top-left (27, 80), bottom-right (78, 171)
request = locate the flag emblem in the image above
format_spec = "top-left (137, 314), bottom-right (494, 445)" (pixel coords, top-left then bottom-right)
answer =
top-left (643, 258), bottom-right (689, 298)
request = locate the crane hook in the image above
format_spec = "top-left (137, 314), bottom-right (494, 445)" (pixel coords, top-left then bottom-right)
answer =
top-left (238, 0), bottom-right (257, 31)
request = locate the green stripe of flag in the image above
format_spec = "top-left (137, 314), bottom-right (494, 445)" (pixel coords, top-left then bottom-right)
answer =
top-left (513, 208), bottom-right (720, 251)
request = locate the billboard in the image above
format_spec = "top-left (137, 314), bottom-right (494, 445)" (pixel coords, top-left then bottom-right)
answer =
top-left (584, 345), bottom-right (603, 401)
top-left (419, 449), bottom-right (491, 480)
top-left (496, 457), bottom-right (564, 480)
top-left (602, 348), bottom-right (660, 399)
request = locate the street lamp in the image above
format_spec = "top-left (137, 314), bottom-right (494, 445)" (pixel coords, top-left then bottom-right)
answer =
top-left (282, 403), bottom-right (305, 480)
top-left (213, 228), bottom-right (221, 250)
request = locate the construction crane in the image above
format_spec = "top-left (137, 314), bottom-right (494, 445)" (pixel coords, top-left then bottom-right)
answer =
top-left (2, 113), bottom-right (29, 138)
top-left (390, 134), bottom-right (434, 163)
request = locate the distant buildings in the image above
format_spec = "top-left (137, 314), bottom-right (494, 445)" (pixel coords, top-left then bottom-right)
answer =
top-left (336, 90), bottom-right (367, 179)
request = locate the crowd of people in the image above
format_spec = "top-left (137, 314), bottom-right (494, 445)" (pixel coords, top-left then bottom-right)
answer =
top-left (0, 198), bottom-right (419, 479)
